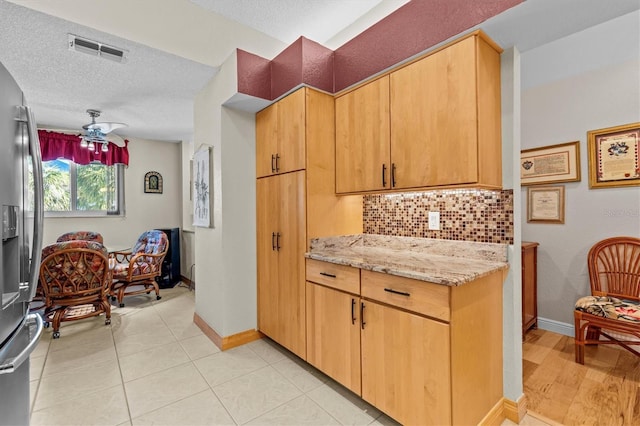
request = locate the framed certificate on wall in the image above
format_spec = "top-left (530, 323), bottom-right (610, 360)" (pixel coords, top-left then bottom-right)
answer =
top-left (588, 122), bottom-right (640, 189)
top-left (527, 186), bottom-right (565, 224)
top-left (520, 141), bottom-right (580, 186)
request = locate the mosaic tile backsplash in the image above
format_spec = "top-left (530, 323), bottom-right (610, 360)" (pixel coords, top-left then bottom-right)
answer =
top-left (363, 189), bottom-right (514, 244)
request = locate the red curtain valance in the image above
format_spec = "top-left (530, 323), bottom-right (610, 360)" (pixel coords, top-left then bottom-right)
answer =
top-left (38, 130), bottom-right (129, 166)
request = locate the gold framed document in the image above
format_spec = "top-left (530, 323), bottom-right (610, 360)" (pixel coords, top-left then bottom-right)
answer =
top-left (527, 186), bottom-right (565, 224)
top-left (588, 122), bottom-right (640, 189)
top-left (520, 141), bottom-right (580, 186)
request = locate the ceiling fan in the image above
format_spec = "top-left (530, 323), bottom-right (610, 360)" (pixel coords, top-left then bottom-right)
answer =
top-left (80, 109), bottom-right (127, 152)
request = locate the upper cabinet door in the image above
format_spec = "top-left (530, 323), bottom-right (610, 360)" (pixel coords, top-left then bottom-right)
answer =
top-left (335, 76), bottom-right (391, 194)
top-left (390, 36), bottom-right (479, 189)
top-left (277, 89), bottom-right (306, 174)
top-left (256, 103), bottom-right (278, 178)
top-left (256, 88), bottom-right (306, 178)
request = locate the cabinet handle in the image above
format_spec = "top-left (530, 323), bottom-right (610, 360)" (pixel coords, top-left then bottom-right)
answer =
top-left (319, 272), bottom-right (336, 278)
top-left (384, 288), bottom-right (411, 297)
top-left (271, 154), bottom-right (275, 173)
top-left (276, 232), bottom-right (281, 250)
top-left (360, 302), bottom-right (366, 329)
top-left (391, 163), bottom-right (397, 187)
top-left (271, 232), bottom-right (276, 251)
top-left (275, 153), bottom-right (280, 172)
top-left (382, 164), bottom-right (387, 187)
top-left (351, 298), bottom-right (356, 325)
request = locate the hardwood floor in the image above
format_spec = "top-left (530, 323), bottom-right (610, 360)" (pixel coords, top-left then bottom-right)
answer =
top-left (523, 328), bottom-right (640, 425)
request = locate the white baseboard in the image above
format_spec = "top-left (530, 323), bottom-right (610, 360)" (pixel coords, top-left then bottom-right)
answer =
top-left (537, 317), bottom-right (574, 337)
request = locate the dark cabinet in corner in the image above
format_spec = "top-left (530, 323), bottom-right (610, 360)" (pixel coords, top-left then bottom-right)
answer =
top-left (157, 227), bottom-right (181, 288)
top-left (522, 242), bottom-right (539, 336)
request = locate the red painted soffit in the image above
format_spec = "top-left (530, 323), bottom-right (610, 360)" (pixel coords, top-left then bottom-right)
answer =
top-left (236, 0), bottom-right (523, 100)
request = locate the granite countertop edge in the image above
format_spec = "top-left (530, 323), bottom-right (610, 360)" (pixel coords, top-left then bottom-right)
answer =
top-left (305, 234), bottom-right (511, 286)
top-left (305, 251), bottom-right (508, 286)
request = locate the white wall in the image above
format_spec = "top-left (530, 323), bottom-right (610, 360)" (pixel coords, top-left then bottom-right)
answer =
top-left (192, 50), bottom-right (258, 336)
top-left (42, 136), bottom-right (182, 248)
top-left (521, 11), bottom-right (640, 333)
top-left (500, 47), bottom-right (523, 402)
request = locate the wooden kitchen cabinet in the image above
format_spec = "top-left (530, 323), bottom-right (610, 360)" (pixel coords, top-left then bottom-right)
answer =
top-left (335, 31), bottom-right (502, 193)
top-left (361, 299), bottom-right (452, 425)
top-left (522, 242), bottom-right (539, 336)
top-left (256, 89), bottom-right (305, 178)
top-left (305, 258), bottom-right (505, 426)
top-left (256, 175), bottom-right (280, 339)
top-left (257, 171), bottom-right (306, 357)
top-left (256, 87), bottom-right (363, 360)
top-left (306, 281), bottom-right (362, 394)
top-left (335, 76), bottom-right (390, 193)
top-left (305, 259), bottom-right (361, 393)
top-left (390, 32), bottom-right (502, 190)
top-left (360, 269), bottom-right (504, 426)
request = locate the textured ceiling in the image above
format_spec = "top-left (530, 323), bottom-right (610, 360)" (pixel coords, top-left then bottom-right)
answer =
top-left (0, 0), bottom-right (638, 145)
top-left (0, 0), bottom-right (217, 143)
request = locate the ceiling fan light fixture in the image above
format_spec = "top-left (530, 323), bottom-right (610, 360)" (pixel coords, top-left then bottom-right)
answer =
top-left (79, 108), bottom-right (127, 151)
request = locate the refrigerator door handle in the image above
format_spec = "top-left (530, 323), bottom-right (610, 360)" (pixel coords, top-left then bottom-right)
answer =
top-left (24, 106), bottom-right (44, 301)
top-left (0, 314), bottom-right (43, 375)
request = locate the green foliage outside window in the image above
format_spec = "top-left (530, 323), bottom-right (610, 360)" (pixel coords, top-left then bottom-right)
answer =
top-left (76, 163), bottom-right (117, 211)
top-left (42, 162), bottom-right (70, 211)
top-left (38, 159), bottom-right (122, 214)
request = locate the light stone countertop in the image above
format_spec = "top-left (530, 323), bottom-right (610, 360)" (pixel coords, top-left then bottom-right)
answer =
top-left (305, 234), bottom-right (509, 286)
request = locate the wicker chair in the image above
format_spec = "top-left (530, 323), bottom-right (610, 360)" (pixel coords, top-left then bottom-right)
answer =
top-left (574, 236), bottom-right (640, 364)
top-left (39, 240), bottom-right (112, 339)
top-left (109, 230), bottom-right (168, 307)
top-left (31, 231), bottom-right (105, 312)
top-left (56, 231), bottom-right (104, 244)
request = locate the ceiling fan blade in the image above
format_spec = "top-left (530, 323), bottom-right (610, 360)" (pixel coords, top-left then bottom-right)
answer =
top-left (82, 122), bottom-right (128, 133)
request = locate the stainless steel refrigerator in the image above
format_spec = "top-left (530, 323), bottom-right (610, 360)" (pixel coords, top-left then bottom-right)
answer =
top-left (0, 61), bottom-right (44, 425)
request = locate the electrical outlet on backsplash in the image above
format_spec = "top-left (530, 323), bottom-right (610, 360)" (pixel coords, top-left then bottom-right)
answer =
top-left (362, 189), bottom-right (514, 244)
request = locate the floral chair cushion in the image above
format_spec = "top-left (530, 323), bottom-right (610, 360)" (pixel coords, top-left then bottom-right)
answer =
top-left (40, 240), bottom-right (109, 295)
top-left (575, 296), bottom-right (640, 324)
top-left (111, 260), bottom-right (155, 278)
top-left (56, 231), bottom-right (104, 244)
top-left (131, 230), bottom-right (167, 255)
top-left (110, 230), bottom-right (167, 279)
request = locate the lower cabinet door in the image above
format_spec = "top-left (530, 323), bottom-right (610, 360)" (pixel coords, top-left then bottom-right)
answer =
top-left (256, 177), bottom-right (280, 339)
top-left (306, 282), bottom-right (361, 394)
top-left (361, 300), bottom-right (452, 425)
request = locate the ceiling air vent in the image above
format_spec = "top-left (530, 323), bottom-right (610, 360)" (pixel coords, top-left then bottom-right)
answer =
top-left (68, 34), bottom-right (128, 63)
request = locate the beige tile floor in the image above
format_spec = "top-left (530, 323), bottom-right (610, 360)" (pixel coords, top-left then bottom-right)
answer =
top-left (28, 285), bottom-right (549, 426)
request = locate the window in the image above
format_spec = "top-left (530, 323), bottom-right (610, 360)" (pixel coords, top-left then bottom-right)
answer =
top-left (41, 159), bottom-right (125, 216)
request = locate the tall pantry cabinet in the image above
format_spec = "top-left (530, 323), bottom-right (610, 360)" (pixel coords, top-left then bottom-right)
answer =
top-left (256, 87), bottom-right (362, 359)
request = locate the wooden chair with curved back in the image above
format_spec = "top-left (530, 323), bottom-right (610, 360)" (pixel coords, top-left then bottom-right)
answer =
top-left (39, 240), bottom-right (112, 339)
top-left (574, 236), bottom-right (640, 364)
top-left (109, 230), bottom-right (168, 307)
top-left (31, 231), bottom-right (106, 313)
